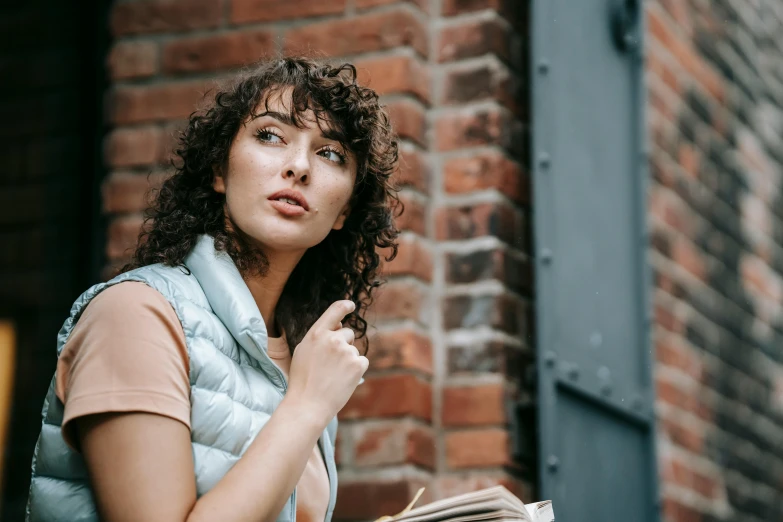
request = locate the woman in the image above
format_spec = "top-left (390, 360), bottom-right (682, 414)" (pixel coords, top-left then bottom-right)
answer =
top-left (26, 57), bottom-right (400, 522)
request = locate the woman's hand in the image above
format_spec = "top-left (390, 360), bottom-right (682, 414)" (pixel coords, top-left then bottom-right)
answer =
top-left (286, 300), bottom-right (369, 424)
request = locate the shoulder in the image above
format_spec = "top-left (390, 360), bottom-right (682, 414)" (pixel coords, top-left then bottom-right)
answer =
top-left (76, 281), bottom-right (185, 343)
top-left (82, 280), bottom-right (172, 321)
top-left (116, 264), bottom-right (209, 310)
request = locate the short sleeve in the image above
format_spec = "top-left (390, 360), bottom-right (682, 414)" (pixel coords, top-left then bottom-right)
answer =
top-left (56, 281), bottom-right (191, 451)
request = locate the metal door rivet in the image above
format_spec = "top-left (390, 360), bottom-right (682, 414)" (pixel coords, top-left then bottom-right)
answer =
top-left (544, 351), bottom-right (557, 366)
top-left (540, 249), bottom-right (553, 264)
top-left (538, 152), bottom-right (551, 169)
top-left (538, 60), bottom-right (550, 74)
top-left (547, 455), bottom-right (559, 472)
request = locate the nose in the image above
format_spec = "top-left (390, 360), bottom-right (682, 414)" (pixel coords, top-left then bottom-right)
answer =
top-left (283, 146), bottom-right (310, 185)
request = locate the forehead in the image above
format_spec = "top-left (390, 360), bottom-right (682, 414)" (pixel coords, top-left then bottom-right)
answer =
top-left (252, 87), bottom-right (335, 131)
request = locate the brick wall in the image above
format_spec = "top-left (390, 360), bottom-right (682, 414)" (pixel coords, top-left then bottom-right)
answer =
top-left (647, 0), bottom-right (783, 520)
top-left (105, 0), bottom-right (532, 517)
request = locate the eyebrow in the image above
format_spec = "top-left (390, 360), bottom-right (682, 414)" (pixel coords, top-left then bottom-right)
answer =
top-left (251, 110), bottom-right (296, 127)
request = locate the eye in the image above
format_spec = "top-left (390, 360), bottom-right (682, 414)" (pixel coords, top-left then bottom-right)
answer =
top-left (319, 146), bottom-right (346, 165)
top-left (255, 128), bottom-right (284, 144)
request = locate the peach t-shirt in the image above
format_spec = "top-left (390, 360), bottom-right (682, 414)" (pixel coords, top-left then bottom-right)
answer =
top-left (56, 281), bottom-right (329, 522)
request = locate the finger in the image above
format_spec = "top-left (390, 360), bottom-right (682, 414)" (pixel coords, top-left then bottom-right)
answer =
top-left (337, 327), bottom-right (355, 345)
top-left (357, 356), bottom-right (369, 375)
top-left (315, 300), bottom-right (355, 331)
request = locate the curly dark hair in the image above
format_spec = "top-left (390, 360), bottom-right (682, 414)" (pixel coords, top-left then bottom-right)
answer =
top-left (123, 57), bottom-right (401, 351)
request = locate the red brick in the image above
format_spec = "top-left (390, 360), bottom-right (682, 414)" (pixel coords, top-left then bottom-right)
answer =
top-left (661, 417), bottom-right (703, 453)
top-left (442, 383), bottom-right (506, 427)
top-left (162, 29), bottom-right (274, 74)
top-left (438, 16), bottom-right (510, 62)
top-left (369, 330), bottom-right (433, 375)
top-left (104, 126), bottom-right (163, 168)
top-left (442, 62), bottom-right (518, 113)
top-left (655, 337), bottom-right (701, 381)
top-left (647, 7), bottom-right (724, 103)
top-left (662, 497), bottom-right (703, 522)
top-left (109, 81), bottom-right (211, 124)
top-left (692, 469), bottom-right (718, 498)
top-left (649, 186), bottom-right (692, 236)
top-left (671, 237), bottom-right (706, 281)
top-left (380, 235), bottom-right (433, 281)
top-left (446, 249), bottom-right (531, 293)
top-left (435, 107), bottom-right (516, 152)
top-left (443, 150), bottom-right (526, 203)
top-left (443, 293), bottom-right (525, 334)
top-left (357, 0), bottom-right (428, 13)
top-left (435, 202), bottom-right (525, 248)
top-left (107, 215), bottom-right (144, 261)
top-left (371, 280), bottom-right (426, 323)
top-left (107, 40), bottom-right (158, 80)
top-left (656, 376), bottom-right (689, 409)
top-left (232, 0), bottom-right (345, 23)
top-left (660, 0), bottom-right (692, 33)
top-left (447, 340), bottom-right (523, 378)
top-left (340, 374), bottom-right (432, 421)
top-left (354, 422), bottom-right (435, 469)
top-left (335, 479), bottom-right (431, 520)
top-left (111, 0), bottom-right (222, 37)
top-left (654, 303), bottom-right (684, 334)
top-left (445, 428), bottom-right (510, 469)
top-left (386, 99), bottom-right (426, 147)
top-left (102, 171), bottom-right (168, 214)
top-left (284, 9), bottom-right (427, 59)
top-left (395, 193), bottom-right (426, 235)
top-left (395, 145), bottom-right (430, 193)
top-left (355, 55), bottom-right (430, 104)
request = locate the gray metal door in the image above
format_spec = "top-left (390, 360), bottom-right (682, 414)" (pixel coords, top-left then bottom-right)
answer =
top-left (531, 0), bottom-right (658, 520)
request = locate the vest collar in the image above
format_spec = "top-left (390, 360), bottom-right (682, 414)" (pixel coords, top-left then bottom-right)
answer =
top-left (184, 235), bottom-right (281, 379)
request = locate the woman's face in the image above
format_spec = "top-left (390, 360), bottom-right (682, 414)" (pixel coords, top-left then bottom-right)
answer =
top-left (213, 92), bottom-right (357, 254)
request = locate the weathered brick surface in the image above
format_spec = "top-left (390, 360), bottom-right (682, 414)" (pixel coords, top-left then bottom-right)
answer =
top-left (162, 30), bottom-right (274, 74)
top-left (283, 9), bottom-right (428, 59)
top-left (445, 428), bottom-right (510, 469)
top-left (647, 0), bottom-right (783, 520)
top-left (102, 0), bottom-right (532, 513)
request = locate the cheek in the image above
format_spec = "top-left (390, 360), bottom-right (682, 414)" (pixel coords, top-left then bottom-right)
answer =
top-left (326, 182), bottom-right (354, 215)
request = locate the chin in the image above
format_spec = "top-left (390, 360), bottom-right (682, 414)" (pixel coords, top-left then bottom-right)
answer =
top-left (250, 228), bottom-right (328, 253)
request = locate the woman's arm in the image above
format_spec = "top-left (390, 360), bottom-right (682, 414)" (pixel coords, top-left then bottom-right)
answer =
top-left (78, 395), bottom-right (325, 522)
top-left (78, 300), bottom-right (366, 522)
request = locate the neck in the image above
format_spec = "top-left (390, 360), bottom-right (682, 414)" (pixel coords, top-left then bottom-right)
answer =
top-left (244, 248), bottom-right (304, 337)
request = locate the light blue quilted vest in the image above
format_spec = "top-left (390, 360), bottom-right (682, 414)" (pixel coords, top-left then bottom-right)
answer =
top-left (26, 234), bottom-right (338, 522)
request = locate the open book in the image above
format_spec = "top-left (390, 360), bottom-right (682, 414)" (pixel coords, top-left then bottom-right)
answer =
top-left (376, 485), bottom-right (555, 522)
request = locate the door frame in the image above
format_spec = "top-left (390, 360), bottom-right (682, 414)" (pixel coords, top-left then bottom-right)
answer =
top-left (529, 0), bottom-right (660, 517)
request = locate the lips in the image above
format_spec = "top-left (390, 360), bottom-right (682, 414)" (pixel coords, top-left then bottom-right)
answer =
top-left (268, 189), bottom-right (309, 217)
top-left (268, 189), bottom-right (309, 211)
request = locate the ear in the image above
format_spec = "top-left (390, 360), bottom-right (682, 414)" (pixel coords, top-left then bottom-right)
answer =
top-left (212, 165), bottom-right (226, 194)
top-left (332, 204), bottom-right (351, 231)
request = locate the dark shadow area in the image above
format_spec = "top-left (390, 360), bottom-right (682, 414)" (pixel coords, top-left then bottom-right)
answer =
top-left (0, 2), bottom-right (110, 519)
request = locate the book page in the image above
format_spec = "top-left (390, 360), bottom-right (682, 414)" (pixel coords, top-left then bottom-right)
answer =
top-left (395, 486), bottom-right (532, 522)
top-left (523, 501), bottom-right (554, 522)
